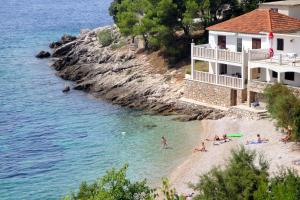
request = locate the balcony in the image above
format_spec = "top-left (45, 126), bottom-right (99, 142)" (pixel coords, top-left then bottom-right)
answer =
top-left (192, 44), bottom-right (243, 65)
top-left (193, 71), bottom-right (243, 89)
top-left (249, 49), bottom-right (300, 69)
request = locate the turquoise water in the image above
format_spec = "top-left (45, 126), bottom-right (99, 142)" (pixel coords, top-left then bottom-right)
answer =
top-left (0, 1), bottom-right (201, 199)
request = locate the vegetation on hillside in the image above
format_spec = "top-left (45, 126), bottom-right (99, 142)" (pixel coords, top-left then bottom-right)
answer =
top-left (63, 146), bottom-right (300, 200)
top-left (264, 83), bottom-right (300, 141)
top-left (109, 0), bottom-right (280, 64)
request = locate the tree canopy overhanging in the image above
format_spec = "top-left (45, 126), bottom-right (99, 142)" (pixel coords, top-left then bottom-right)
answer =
top-left (109, 0), bottom-right (281, 64)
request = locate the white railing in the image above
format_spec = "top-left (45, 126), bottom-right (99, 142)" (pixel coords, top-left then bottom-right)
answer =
top-left (249, 49), bottom-right (270, 61)
top-left (217, 75), bottom-right (243, 89)
top-left (194, 71), bottom-right (216, 84)
top-left (193, 71), bottom-right (243, 89)
top-left (192, 45), bottom-right (243, 64)
top-left (217, 49), bottom-right (242, 63)
top-left (193, 46), bottom-right (215, 60)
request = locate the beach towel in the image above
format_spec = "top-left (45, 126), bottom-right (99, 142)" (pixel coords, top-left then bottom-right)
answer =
top-left (246, 141), bottom-right (268, 145)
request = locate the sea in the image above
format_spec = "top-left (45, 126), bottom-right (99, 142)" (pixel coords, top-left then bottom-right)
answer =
top-left (0, 0), bottom-right (201, 199)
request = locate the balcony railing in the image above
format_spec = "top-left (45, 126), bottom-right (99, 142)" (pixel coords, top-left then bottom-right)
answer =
top-left (192, 45), bottom-right (243, 64)
top-left (217, 74), bottom-right (243, 89)
top-left (194, 70), bottom-right (216, 84)
top-left (249, 49), bottom-right (270, 61)
top-left (249, 49), bottom-right (300, 67)
top-left (218, 49), bottom-right (242, 63)
top-left (193, 71), bottom-right (243, 89)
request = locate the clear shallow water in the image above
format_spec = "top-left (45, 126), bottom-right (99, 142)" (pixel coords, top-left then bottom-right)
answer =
top-left (0, 0), bottom-right (201, 199)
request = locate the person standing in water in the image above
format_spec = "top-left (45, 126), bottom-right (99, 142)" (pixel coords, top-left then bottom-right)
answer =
top-left (161, 136), bottom-right (168, 149)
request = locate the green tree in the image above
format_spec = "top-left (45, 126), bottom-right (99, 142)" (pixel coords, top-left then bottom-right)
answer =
top-left (63, 164), bottom-right (155, 200)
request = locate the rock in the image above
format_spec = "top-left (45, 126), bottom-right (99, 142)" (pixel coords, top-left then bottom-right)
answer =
top-left (49, 34), bottom-right (77, 49)
top-left (49, 42), bottom-right (62, 49)
top-left (52, 41), bottom-right (76, 57)
top-left (62, 85), bottom-right (70, 93)
top-left (61, 34), bottom-right (77, 44)
top-left (48, 25), bottom-right (227, 121)
top-left (36, 51), bottom-right (51, 58)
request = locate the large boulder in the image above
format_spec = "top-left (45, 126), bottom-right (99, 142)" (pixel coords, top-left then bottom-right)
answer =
top-left (49, 34), bottom-right (77, 49)
top-left (36, 51), bottom-right (51, 58)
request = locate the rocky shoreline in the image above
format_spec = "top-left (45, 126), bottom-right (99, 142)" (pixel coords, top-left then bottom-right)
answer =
top-left (42, 25), bottom-right (226, 121)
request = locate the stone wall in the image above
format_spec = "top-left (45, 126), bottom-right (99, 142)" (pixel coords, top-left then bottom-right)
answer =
top-left (237, 89), bottom-right (247, 104)
top-left (248, 80), bottom-right (300, 98)
top-left (184, 80), bottom-right (233, 107)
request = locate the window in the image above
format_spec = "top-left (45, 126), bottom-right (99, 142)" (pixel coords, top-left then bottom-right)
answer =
top-left (218, 36), bottom-right (226, 49)
top-left (272, 71), bottom-right (278, 78)
top-left (285, 72), bottom-right (294, 81)
top-left (237, 38), bottom-right (242, 52)
top-left (257, 68), bottom-right (261, 73)
top-left (252, 38), bottom-right (261, 49)
top-left (277, 38), bottom-right (284, 51)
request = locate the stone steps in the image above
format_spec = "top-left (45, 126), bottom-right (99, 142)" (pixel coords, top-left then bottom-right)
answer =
top-left (257, 111), bottom-right (271, 120)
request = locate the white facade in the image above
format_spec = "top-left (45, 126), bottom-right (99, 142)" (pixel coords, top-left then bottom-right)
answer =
top-left (208, 31), bottom-right (269, 51)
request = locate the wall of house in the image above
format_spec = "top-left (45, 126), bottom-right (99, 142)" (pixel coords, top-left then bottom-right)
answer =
top-left (209, 31), bottom-right (269, 51)
top-left (273, 35), bottom-right (300, 55)
top-left (224, 64), bottom-right (241, 75)
top-left (250, 67), bottom-right (300, 87)
top-left (281, 72), bottom-right (300, 87)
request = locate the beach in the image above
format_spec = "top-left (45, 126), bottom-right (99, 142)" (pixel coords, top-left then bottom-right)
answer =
top-left (169, 117), bottom-right (300, 195)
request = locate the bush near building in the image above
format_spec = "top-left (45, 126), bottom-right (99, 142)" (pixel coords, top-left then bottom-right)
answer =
top-left (264, 83), bottom-right (300, 141)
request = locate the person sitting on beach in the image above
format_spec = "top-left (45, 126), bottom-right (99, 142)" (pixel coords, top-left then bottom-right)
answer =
top-left (247, 134), bottom-right (269, 144)
top-left (257, 134), bottom-right (269, 143)
top-left (161, 136), bottom-right (168, 149)
top-left (193, 142), bottom-right (207, 153)
top-left (221, 134), bottom-right (231, 142)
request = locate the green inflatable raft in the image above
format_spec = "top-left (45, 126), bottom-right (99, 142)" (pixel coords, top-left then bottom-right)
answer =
top-left (226, 133), bottom-right (243, 137)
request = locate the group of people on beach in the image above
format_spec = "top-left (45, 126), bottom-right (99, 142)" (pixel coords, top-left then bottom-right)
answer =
top-left (193, 134), bottom-right (231, 153)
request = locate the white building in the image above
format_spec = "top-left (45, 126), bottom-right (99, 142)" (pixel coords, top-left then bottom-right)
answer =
top-left (186, 0), bottom-right (300, 108)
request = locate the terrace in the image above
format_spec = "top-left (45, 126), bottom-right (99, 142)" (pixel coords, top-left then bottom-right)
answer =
top-left (192, 44), bottom-right (244, 65)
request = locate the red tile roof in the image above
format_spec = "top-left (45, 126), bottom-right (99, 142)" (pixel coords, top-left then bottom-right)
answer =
top-left (207, 9), bottom-right (300, 34)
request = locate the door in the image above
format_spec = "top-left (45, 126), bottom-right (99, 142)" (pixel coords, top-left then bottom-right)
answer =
top-left (218, 35), bottom-right (226, 49)
top-left (252, 38), bottom-right (261, 49)
top-left (231, 89), bottom-right (237, 106)
top-left (220, 64), bottom-right (227, 75)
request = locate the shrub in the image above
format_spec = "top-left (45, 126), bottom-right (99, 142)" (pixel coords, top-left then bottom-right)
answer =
top-left (63, 164), bottom-right (156, 200)
top-left (97, 30), bottom-right (114, 47)
top-left (111, 40), bottom-right (126, 50)
top-left (192, 146), bottom-right (300, 200)
top-left (264, 83), bottom-right (300, 141)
